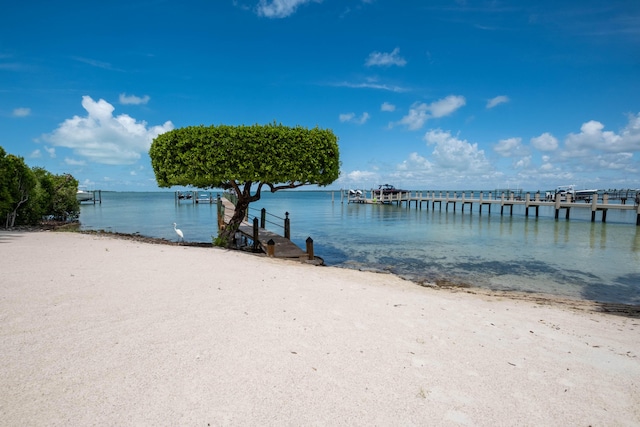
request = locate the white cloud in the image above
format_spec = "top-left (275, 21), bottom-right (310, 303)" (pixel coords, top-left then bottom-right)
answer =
top-left (429, 95), bottom-right (466, 118)
top-left (65, 157), bottom-right (87, 166)
top-left (530, 132), bottom-right (558, 151)
top-left (397, 152), bottom-right (433, 172)
top-left (12, 107), bottom-right (31, 117)
top-left (494, 137), bottom-right (524, 157)
top-left (396, 95), bottom-right (466, 130)
top-left (486, 95), bottom-right (509, 109)
top-left (43, 96), bottom-right (174, 165)
top-left (365, 47), bottom-right (407, 67)
top-left (31, 146), bottom-right (56, 158)
top-left (337, 169), bottom-right (378, 188)
top-left (424, 128), bottom-right (492, 173)
top-left (565, 114), bottom-right (640, 155)
top-left (381, 102), bottom-right (396, 112)
top-left (119, 93), bottom-right (150, 105)
top-left (255, 0), bottom-right (320, 18)
top-left (334, 80), bottom-right (407, 92)
top-left (514, 156), bottom-right (531, 169)
top-left (339, 112), bottom-right (370, 125)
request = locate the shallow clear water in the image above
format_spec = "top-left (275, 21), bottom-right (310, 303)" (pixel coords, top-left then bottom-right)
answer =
top-left (79, 191), bottom-right (640, 305)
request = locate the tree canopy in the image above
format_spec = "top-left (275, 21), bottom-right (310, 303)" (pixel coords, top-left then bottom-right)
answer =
top-left (149, 123), bottom-right (340, 246)
top-left (150, 123), bottom-right (339, 190)
top-left (0, 146), bottom-right (80, 228)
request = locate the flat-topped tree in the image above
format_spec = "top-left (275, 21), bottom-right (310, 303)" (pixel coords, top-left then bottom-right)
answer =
top-left (149, 123), bottom-right (340, 247)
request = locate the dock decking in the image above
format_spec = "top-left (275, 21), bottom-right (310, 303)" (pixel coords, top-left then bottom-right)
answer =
top-left (343, 190), bottom-right (640, 225)
top-left (219, 198), bottom-right (320, 263)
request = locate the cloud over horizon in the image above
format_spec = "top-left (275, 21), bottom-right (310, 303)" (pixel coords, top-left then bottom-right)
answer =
top-left (43, 96), bottom-right (174, 165)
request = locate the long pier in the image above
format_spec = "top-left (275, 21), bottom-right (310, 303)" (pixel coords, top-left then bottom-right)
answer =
top-left (342, 190), bottom-right (640, 225)
top-left (218, 197), bottom-right (320, 263)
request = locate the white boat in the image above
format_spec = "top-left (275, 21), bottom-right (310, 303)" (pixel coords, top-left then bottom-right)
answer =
top-left (547, 185), bottom-right (598, 202)
top-left (195, 191), bottom-right (216, 204)
top-left (76, 189), bottom-right (94, 202)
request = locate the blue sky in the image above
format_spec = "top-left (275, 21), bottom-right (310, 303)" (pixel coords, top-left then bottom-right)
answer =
top-left (1, 0), bottom-right (639, 191)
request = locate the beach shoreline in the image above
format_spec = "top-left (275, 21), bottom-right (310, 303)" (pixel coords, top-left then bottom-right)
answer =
top-left (1, 230), bottom-right (639, 425)
top-left (58, 227), bottom-right (640, 318)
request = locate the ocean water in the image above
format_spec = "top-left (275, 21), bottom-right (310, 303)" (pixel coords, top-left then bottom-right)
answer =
top-left (79, 191), bottom-right (640, 305)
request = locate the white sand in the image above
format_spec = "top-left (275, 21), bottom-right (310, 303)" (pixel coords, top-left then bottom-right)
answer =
top-left (1, 231), bottom-right (639, 426)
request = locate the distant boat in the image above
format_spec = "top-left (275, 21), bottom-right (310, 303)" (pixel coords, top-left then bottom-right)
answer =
top-left (76, 189), bottom-right (93, 202)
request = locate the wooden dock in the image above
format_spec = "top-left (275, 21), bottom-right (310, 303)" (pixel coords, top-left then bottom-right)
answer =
top-left (175, 190), bottom-right (217, 204)
top-left (342, 190), bottom-right (640, 225)
top-left (219, 198), bottom-right (320, 263)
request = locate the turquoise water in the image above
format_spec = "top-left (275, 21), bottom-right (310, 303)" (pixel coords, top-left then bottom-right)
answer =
top-left (79, 191), bottom-right (640, 305)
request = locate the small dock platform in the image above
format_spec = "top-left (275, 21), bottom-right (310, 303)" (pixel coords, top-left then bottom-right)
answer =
top-left (219, 197), bottom-right (321, 264)
top-left (175, 190), bottom-right (218, 204)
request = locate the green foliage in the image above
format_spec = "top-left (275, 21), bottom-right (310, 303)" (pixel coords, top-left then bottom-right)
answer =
top-left (0, 146), bottom-right (11, 220)
top-left (1, 152), bottom-right (36, 228)
top-left (0, 146), bottom-right (80, 228)
top-left (149, 123), bottom-right (340, 190)
top-left (36, 169), bottom-right (80, 221)
top-left (212, 235), bottom-right (228, 247)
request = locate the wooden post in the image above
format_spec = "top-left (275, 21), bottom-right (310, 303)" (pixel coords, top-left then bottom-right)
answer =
top-left (284, 212), bottom-right (290, 240)
top-left (306, 237), bottom-right (314, 260)
top-left (252, 218), bottom-right (259, 251)
top-left (267, 239), bottom-right (275, 257)
top-left (261, 208), bottom-right (266, 228)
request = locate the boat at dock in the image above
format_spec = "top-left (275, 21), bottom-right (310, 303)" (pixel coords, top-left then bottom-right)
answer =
top-left (195, 191), bottom-right (217, 204)
top-left (546, 185), bottom-right (598, 202)
top-left (372, 184), bottom-right (407, 196)
top-left (76, 188), bottom-right (94, 202)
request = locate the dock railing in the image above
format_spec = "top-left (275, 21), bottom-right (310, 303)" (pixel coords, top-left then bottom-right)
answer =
top-left (246, 206), bottom-right (290, 239)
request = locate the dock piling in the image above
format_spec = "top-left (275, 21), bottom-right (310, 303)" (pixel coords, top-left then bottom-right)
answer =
top-left (284, 212), bottom-right (290, 240)
top-left (306, 237), bottom-right (314, 261)
top-left (267, 239), bottom-right (275, 257)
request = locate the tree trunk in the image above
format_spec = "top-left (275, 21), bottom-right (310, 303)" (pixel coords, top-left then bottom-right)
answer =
top-left (8, 194), bottom-right (29, 228)
top-left (219, 197), bottom-right (250, 248)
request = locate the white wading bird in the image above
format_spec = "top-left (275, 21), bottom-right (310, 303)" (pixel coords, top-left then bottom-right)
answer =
top-left (173, 222), bottom-right (184, 243)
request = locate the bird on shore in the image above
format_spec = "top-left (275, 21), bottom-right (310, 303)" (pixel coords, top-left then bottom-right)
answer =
top-left (173, 222), bottom-right (184, 243)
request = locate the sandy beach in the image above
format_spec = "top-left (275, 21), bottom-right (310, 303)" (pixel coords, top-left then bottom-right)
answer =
top-left (1, 231), bottom-right (638, 426)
